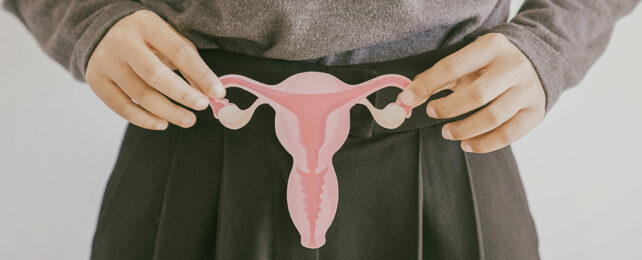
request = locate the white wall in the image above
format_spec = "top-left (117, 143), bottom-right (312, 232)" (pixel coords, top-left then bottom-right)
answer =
top-left (1, 2), bottom-right (641, 260)
top-left (509, 2), bottom-right (642, 259)
top-left (0, 8), bottom-right (128, 260)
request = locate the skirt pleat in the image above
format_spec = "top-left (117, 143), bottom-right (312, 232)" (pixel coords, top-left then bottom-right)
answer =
top-left (150, 118), bottom-right (224, 259)
top-left (91, 123), bottom-right (182, 259)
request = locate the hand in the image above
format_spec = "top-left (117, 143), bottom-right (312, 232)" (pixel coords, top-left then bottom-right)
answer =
top-left (398, 33), bottom-right (546, 153)
top-left (86, 10), bottom-right (225, 130)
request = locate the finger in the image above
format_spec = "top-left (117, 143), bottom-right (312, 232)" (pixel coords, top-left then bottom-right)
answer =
top-left (399, 34), bottom-right (503, 107)
top-left (89, 77), bottom-right (168, 130)
top-left (124, 44), bottom-right (210, 111)
top-left (441, 87), bottom-right (527, 141)
top-left (112, 64), bottom-right (198, 128)
top-left (144, 23), bottom-right (225, 98)
top-left (426, 61), bottom-right (516, 119)
top-left (460, 107), bottom-right (542, 153)
top-left (152, 48), bottom-right (177, 70)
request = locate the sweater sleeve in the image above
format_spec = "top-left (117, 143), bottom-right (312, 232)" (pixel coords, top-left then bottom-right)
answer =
top-left (490, 0), bottom-right (640, 112)
top-left (3, 0), bottom-right (148, 81)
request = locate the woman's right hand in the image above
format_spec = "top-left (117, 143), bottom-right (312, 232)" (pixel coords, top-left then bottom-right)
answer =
top-left (86, 10), bottom-right (225, 130)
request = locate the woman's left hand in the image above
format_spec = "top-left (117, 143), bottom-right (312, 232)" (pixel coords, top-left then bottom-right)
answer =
top-left (398, 33), bottom-right (546, 153)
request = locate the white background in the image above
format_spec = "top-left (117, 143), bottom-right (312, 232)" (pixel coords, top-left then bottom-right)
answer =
top-left (1, 1), bottom-right (641, 259)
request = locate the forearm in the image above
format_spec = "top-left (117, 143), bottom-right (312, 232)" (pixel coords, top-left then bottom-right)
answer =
top-left (3, 0), bottom-right (147, 81)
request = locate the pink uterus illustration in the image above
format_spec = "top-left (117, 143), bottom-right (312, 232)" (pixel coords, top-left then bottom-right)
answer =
top-left (209, 72), bottom-right (412, 248)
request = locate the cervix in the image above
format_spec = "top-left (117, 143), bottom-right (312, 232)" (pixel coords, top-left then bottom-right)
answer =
top-left (209, 71), bottom-right (412, 248)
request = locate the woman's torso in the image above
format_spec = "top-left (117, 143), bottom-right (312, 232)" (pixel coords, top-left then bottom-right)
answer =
top-left (147, 0), bottom-right (510, 64)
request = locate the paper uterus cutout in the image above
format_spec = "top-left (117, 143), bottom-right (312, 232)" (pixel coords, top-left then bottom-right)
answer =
top-left (209, 72), bottom-right (412, 248)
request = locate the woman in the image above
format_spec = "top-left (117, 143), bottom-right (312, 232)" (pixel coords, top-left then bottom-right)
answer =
top-left (4, 0), bottom-right (639, 259)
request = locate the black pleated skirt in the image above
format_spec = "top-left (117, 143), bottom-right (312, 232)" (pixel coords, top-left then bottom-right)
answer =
top-left (90, 36), bottom-right (540, 260)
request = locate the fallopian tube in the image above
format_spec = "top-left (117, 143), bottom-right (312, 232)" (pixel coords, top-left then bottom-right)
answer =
top-left (209, 72), bottom-right (412, 248)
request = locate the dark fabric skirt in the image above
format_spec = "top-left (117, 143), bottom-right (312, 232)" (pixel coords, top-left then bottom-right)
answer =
top-left (90, 36), bottom-right (540, 260)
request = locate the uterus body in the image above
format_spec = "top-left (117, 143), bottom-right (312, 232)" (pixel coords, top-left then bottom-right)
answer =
top-left (209, 72), bottom-right (412, 248)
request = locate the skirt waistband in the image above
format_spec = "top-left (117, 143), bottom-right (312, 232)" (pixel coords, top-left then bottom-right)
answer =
top-left (190, 35), bottom-right (478, 137)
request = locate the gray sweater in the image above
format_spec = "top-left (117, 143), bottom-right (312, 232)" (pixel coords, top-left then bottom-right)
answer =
top-left (4, 0), bottom-right (640, 111)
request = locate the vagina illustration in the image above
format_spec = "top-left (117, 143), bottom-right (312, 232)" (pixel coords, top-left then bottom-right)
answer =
top-left (209, 72), bottom-right (413, 248)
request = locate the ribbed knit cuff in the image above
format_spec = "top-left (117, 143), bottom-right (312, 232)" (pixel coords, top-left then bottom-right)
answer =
top-left (69, 2), bottom-right (148, 81)
top-left (489, 22), bottom-right (571, 113)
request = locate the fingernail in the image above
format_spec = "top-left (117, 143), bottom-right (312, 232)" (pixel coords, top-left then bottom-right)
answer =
top-left (461, 142), bottom-right (472, 152)
top-left (211, 81), bottom-right (226, 98)
top-left (182, 116), bottom-right (195, 127)
top-left (156, 122), bottom-right (168, 130)
top-left (427, 104), bottom-right (437, 117)
top-left (216, 83), bottom-right (226, 97)
top-left (399, 91), bottom-right (415, 105)
top-left (442, 127), bottom-right (453, 140)
top-left (207, 87), bottom-right (219, 98)
top-left (196, 98), bottom-right (209, 110)
top-left (444, 80), bottom-right (457, 89)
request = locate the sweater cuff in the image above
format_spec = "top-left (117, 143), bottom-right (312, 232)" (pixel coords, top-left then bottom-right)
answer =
top-left (489, 22), bottom-right (571, 113)
top-left (69, 2), bottom-right (148, 82)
